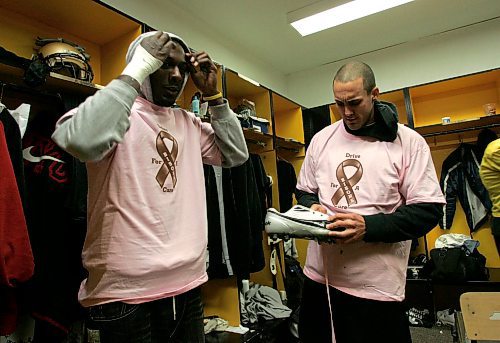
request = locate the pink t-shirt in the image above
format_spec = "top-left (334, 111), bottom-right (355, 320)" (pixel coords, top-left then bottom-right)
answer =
top-left (297, 121), bottom-right (444, 301)
top-left (77, 97), bottom-right (222, 307)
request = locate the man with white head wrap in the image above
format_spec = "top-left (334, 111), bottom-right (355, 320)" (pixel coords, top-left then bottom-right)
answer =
top-left (52, 31), bottom-right (248, 342)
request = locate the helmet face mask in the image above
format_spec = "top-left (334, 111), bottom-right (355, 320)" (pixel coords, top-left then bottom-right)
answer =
top-left (35, 39), bottom-right (94, 83)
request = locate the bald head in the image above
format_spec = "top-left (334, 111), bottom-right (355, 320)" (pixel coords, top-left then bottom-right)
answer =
top-left (334, 61), bottom-right (376, 94)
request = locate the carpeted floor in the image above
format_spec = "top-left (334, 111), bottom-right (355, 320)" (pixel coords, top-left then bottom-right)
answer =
top-left (410, 326), bottom-right (454, 343)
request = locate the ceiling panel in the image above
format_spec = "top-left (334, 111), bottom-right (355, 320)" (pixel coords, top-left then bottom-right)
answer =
top-left (169, 0), bottom-right (500, 74)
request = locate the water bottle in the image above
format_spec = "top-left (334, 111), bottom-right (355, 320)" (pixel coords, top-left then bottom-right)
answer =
top-left (191, 93), bottom-right (200, 117)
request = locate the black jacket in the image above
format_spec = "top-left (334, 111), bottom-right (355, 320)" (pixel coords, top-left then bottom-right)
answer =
top-left (439, 143), bottom-right (491, 232)
top-left (204, 154), bottom-right (266, 279)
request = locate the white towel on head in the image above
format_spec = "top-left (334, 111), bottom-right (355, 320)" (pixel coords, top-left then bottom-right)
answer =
top-left (125, 31), bottom-right (190, 103)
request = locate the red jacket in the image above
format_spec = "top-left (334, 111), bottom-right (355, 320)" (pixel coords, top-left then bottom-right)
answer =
top-left (0, 121), bottom-right (34, 335)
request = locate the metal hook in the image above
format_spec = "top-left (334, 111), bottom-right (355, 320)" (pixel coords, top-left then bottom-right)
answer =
top-left (247, 139), bottom-right (266, 147)
top-left (458, 134), bottom-right (463, 143)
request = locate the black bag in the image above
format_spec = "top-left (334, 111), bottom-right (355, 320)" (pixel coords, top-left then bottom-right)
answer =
top-left (283, 255), bottom-right (305, 312)
top-left (428, 246), bottom-right (489, 282)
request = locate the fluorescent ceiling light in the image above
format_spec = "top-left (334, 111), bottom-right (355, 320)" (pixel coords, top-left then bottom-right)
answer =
top-left (289, 0), bottom-right (415, 36)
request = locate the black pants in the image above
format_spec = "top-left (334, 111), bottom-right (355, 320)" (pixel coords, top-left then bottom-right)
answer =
top-left (299, 278), bottom-right (411, 343)
top-left (88, 287), bottom-right (205, 343)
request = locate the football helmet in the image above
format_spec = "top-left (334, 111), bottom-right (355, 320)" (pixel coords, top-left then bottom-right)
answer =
top-left (35, 37), bottom-right (94, 82)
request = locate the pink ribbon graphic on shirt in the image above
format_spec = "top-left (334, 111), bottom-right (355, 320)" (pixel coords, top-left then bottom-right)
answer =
top-left (156, 131), bottom-right (178, 188)
top-left (331, 159), bottom-right (363, 206)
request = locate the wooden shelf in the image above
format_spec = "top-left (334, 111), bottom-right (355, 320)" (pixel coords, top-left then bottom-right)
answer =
top-left (415, 114), bottom-right (500, 137)
top-left (272, 92), bottom-right (301, 112)
top-left (410, 69), bottom-right (499, 127)
top-left (272, 92), bottom-right (304, 145)
top-left (48, 72), bottom-right (104, 93)
top-left (0, 62), bottom-right (103, 96)
top-left (0, 63), bottom-right (26, 84)
top-left (0, 0), bottom-right (142, 85)
top-left (243, 128), bottom-right (273, 151)
top-left (411, 70), bottom-right (500, 98)
top-left (0, 0), bottom-right (141, 52)
top-left (415, 114), bottom-right (500, 149)
top-left (275, 136), bottom-right (304, 153)
top-left (225, 69), bottom-right (272, 134)
top-left (243, 128), bottom-right (272, 141)
top-left (225, 69), bottom-right (268, 98)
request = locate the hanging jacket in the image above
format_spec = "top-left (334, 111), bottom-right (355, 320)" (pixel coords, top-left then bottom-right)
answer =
top-left (204, 154), bottom-right (266, 279)
top-left (439, 143), bottom-right (491, 231)
top-left (0, 121), bottom-right (34, 335)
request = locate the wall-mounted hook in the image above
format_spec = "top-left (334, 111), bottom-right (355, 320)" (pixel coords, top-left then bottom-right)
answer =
top-left (458, 134), bottom-right (463, 143)
top-left (247, 138), bottom-right (266, 147)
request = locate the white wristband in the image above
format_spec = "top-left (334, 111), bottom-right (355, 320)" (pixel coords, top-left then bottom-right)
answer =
top-left (122, 45), bottom-right (163, 85)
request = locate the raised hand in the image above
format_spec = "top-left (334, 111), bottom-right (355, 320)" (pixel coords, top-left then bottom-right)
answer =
top-left (140, 31), bottom-right (175, 62)
top-left (121, 31), bottom-right (176, 88)
top-left (186, 51), bottom-right (219, 97)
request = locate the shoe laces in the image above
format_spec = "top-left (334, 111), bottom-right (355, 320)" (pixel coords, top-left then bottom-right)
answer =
top-left (407, 308), bottom-right (429, 320)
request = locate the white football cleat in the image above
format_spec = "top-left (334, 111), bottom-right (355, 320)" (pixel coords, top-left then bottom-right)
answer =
top-left (265, 205), bottom-right (338, 242)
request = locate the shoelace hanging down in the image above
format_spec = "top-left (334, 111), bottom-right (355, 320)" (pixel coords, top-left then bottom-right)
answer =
top-left (322, 245), bottom-right (336, 343)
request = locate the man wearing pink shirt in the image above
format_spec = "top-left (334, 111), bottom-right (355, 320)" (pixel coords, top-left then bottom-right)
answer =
top-left (296, 61), bottom-right (445, 343)
top-left (52, 31), bottom-right (248, 342)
